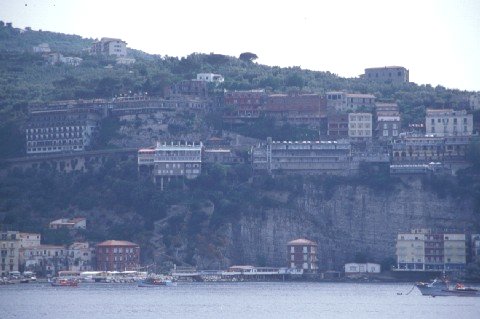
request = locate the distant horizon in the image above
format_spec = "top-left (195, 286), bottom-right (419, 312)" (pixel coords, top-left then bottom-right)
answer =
top-left (1, 0), bottom-right (479, 91)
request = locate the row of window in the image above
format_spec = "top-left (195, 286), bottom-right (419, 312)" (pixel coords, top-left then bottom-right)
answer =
top-left (27, 126), bottom-right (86, 133)
top-left (430, 118), bottom-right (469, 124)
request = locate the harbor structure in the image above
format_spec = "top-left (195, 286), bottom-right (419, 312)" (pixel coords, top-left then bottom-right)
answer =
top-left (344, 263), bottom-right (381, 274)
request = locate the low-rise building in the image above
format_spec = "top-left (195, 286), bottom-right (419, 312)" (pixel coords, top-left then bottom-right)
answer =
top-left (287, 238), bottom-right (318, 272)
top-left (344, 263), bottom-right (381, 274)
top-left (169, 80), bottom-right (210, 98)
top-left (49, 218), bottom-right (86, 230)
top-left (1, 231), bottom-right (20, 277)
top-left (197, 73), bottom-right (224, 83)
top-left (364, 66), bottom-right (409, 84)
top-left (425, 109), bottom-right (473, 137)
top-left (252, 137), bottom-right (352, 173)
top-left (348, 113), bottom-right (372, 139)
top-left (471, 234), bottom-right (480, 262)
top-left (33, 43), bottom-right (51, 53)
top-left (116, 57), bottom-right (136, 65)
top-left (223, 90), bottom-right (267, 121)
top-left (96, 240), bottom-right (140, 271)
top-left (395, 229), bottom-right (466, 272)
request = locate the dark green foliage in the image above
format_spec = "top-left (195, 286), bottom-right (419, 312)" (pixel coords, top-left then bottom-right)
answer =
top-left (239, 52), bottom-right (258, 63)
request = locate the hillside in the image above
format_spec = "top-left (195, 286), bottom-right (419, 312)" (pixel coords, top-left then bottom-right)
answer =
top-left (1, 23), bottom-right (479, 272)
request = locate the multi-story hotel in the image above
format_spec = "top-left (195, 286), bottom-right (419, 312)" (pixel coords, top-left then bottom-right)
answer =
top-left (395, 229), bottom-right (466, 272)
top-left (425, 109), bottom-right (473, 137)
top-left (138, 141), bottom-right (203, 182)
top-left (96, 240), bottom-right (140, 271)
top-left (287, 238), bottom-right (318, 272)
top-left (26, 106), bottom-right (102, 155)
top-left (252, 137), bottom-right (352, 173)
top-left (1, 231), bottom-right (20, 277)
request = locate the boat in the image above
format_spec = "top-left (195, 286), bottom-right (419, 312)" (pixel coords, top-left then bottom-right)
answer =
top-left (138, 276), bottom-right (176, 287)
top-left (50, 278), bottom-right (79, 287)
top-left (416, 279), bottom-right (480, 297)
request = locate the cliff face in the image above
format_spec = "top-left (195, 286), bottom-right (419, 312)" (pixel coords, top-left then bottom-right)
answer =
top-left (220, 177), bottom-right (476, 269)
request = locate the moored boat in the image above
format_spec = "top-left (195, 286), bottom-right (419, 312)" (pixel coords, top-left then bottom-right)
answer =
top-left (138, 276), bottom-right (176, 287)
top-left (50, 278), bottom-right (79, 287)
top-left (416, 279), bottom-right (479, 297)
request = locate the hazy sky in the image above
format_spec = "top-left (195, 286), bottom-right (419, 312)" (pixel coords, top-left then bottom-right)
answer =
top-left (1, 0), bottom-right (479, 91)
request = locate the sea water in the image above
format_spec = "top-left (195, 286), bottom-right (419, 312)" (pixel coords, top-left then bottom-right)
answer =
top-left (1, 282), bottom-right (479, 319)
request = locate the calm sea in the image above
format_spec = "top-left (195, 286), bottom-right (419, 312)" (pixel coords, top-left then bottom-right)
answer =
top-left (1, 282), bottom-right (479, 319)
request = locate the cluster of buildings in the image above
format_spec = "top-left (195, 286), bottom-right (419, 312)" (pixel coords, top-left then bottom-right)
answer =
top-left (1, 221), bottom-right (140, 278)
top-left (33, 43), bottom-right (83, 66)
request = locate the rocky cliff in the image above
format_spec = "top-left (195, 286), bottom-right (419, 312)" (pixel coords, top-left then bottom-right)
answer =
top-left (179, 177), bottom-right (476, 270)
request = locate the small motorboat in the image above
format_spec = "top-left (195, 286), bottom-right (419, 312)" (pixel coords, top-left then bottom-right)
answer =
top-left (51, 278), bottom-right (79, 287)
top-left (138, 277), bottom-right (176, 287)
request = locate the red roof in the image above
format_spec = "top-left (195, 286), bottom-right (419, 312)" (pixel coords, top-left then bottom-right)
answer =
top-left (96, 240), bottom-right (138, 247)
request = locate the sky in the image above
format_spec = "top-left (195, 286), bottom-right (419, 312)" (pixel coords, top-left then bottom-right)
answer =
top-left (1, 0), bottom-right (479, 91)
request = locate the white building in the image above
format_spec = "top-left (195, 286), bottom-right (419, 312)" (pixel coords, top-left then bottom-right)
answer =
top-left (68, 242), bottom-right (94, 272)
top-left (49, 218), bottom-right (86, 230)
top-left (91, 38), bottom-right (127, 57)
top-left (348, 113), bottom-right (372, 139)
top-left (196, 73), bottom-right (224, 83)
top-left (33, 43), bottom-right (51, 53)
top-left (425, 109), bottom-right (473, 137)
top-left (344, 263), bottom-right (381, 274)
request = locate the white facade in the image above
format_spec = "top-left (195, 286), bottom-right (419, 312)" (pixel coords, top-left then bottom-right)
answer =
top-left (326, 92), bottom-right (375, 112)
top-left (348, 113), bottom-right (372, 138)
top-left (344, 263), bottom-right (381, 274)
top-left (33, 43), bottom-right (51, 53)
top-left (18, 233), bottom-right (41, 248)
top-left (91, 38), bottom-right (127, 57)
top-left (68, 242), bottom-right (94, 272)
top-left (196, 73), bottom-right (224, 83)
top-left (425, 109), bottom-right (473, 137)
top-left (395, 229), bottom-right (467, 271)
top-left (49, 218), bottom-right (86, 230)
top-left (116, 57), bottom-right (136, 65)
top-left (20, 245), bottom-right (68, 275)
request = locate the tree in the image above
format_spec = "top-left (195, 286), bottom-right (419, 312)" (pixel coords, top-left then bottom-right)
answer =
top-left (239, 52), bottom-right (258, 63)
